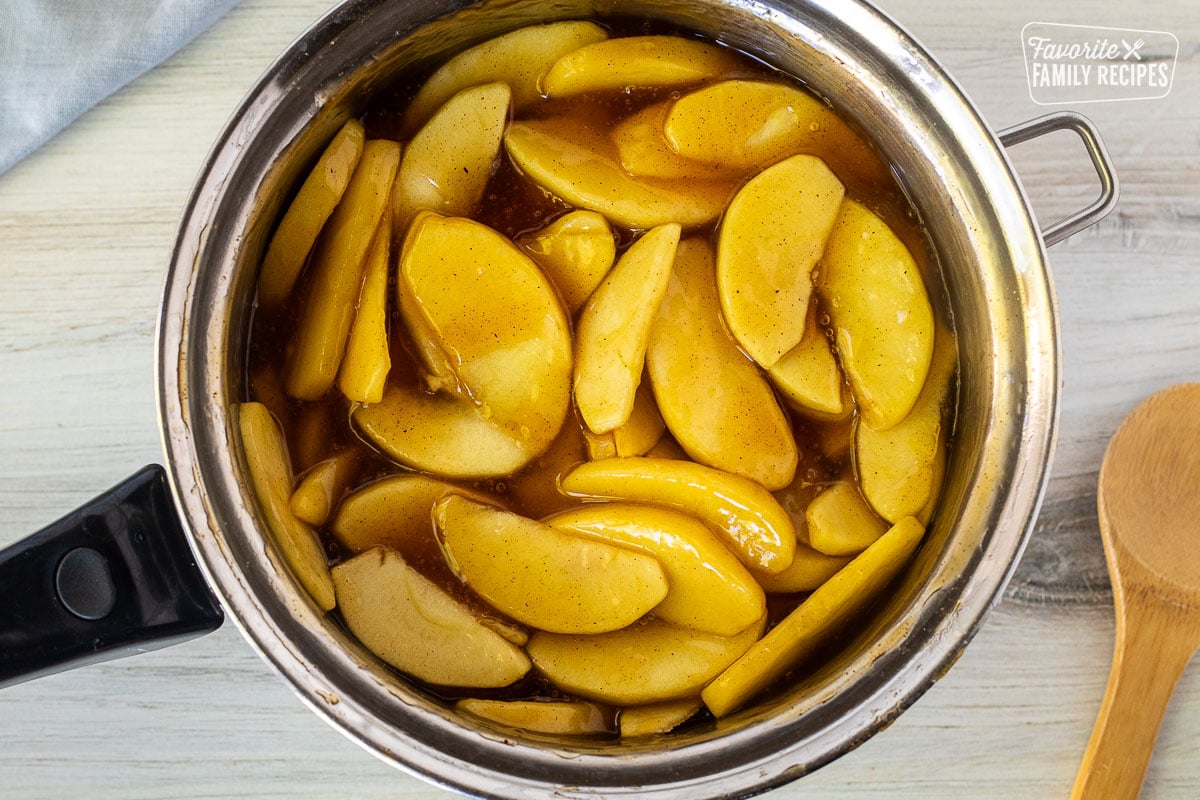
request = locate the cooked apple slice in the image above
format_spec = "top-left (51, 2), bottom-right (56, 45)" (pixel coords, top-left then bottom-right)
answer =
top-left (258, 119), bottom-right (365, 309)
top-left (289, 450), bottom-right (358, 527)
top-left (619, 699), bottom-right (701, 738)
top-left (457, 699), bottom-right (608, 735)
top-left (399, 21), bottom-right (607, 135)
top-left (239, 402), bottom-right (335, 611)
top-left (504, 119), bottom-right (734, 229)
top-left (397, 212), bottom-right (572, 451)
top-left (481, 618), bottom-right (530, 647)
top-left (560, 457), bottom-right (796, 575)
top-left (645, 238), bottom-right (797, 489)
top-left (816, 200), bottom-right (935, 430)
top-left (392, 83), bottom-right (510, 231)
top-left (646, 435), bottom-right (689, 461)
top-left (286, 139), bottom-right (401, 401)
top-left (352, 380), bottom-right (535, 478)
top-left (717, 154), bottom-right (844, 368)
top-left (752, 543), bottom-right (851, 594)
top-left (517, 210), bottom-right (615, 313)
top-left (585, 382), bottom-right (668, 460)
top-left (857, 325), bottom-right (958, 522)
top-left (767, 301), bottom-right (846, 418)
top-left (575, 223), bottom-right (680, 434)
top-left (527, 615), bottom-right (764, 705)
top-left (433, 496), bottom-right (668, 634)
top-left (330, 474), bottom-right (493, 554)
top-left (663, 80), bottom-right (887, 188)
top-left (547, 503), bottom-right (765, 636)
top-left (702, 516), bottom-right (925, 717)
top-left (337, 205), bottom-right (391, 404)
top-left (805, 481), bottom-right (889, 556)
top-left (611, 379), bottom-right (666, 457)
top-left (542, 36), bottom-right (740, 96)
top-left (612, 102), bottom-right (734, 181)
top-left (506, 412), bottom-right (589, 519)
top-left (332, 547), bottom-right (530, 687)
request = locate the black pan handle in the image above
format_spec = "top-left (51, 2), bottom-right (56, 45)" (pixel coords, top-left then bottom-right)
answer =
top-left (0, 465), bottom-right (223, 688)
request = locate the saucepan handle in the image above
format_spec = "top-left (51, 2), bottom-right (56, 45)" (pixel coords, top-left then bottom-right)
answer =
top-left (0, 465), bottom-right (223, 688)
top-left (998, 111), bottom-right (1120, 247)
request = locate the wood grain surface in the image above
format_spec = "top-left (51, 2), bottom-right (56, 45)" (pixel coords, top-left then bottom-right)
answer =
top-left (1, 0), bottom-right (1197, 797)
top-left (1071, 384), bottom-right (1200, 800)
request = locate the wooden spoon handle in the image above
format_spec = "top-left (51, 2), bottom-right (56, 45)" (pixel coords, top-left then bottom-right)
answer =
top-left (1071, 588), bottom-right (1200, 800)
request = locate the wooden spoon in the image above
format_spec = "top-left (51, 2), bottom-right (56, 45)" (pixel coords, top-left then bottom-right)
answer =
top-left (1072, 383), bottom-right (1200, 799)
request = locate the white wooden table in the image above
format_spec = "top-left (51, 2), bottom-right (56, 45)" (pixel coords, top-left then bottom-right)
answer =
top-left (1, 0), bottom-right (1197, 797)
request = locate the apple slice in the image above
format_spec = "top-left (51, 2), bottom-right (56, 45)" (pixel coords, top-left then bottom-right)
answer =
top-left (505, 412), bottom-right (590, 520)
top-left (611, 379), bottom-right (667, 457)
top-left (663, 80), bottom-right (887, 189)
top-left (239, 403), bottom-right (335, 611)
top-left (392, 83), bottom-right (510, 231)
top-left (352, 380), bottom-right (535, 478)
top-left (645, 238), bottom-right (797, 489)
top-left (816, 200), bottom-right (935, 430)
top-left (433, 496), bottom-right (668, 634)
top-left (337, 204), bottom-right (391, 404)
top-left (560, 457), bottom-right (796, 575)
top-left (546, 503), bottom-right (765, 636)
top-left (619, 699), bottom-right (702, 738)
top-left (504, 119), bottom-right (734, 229)
top-left (574, 223), bottom-right (680, 434)
top-left (805, 481), bottom-right (889, 556)
top-left (517, 210), bottom-right (615, 313)
top-left (330, 474), bottom-right (493, 555)
top-left (289, 450), bottom-right (358, 527)
top-left (332, 547), bottom-right (530, 688)
top-left (584, 379), bottom-right (673, 460)
top-left (702, 516), bottom-right (925, 717)
top-left (542, 36), bottom-right (739, 96)
top-left (457, 699), bottom-right (609, 735)
top-left (767, 301), bottom-right (847, 419)
top-left (646, 435), bottom-right (688, 461)
top-left (397, 212), bottom-right (572, 452)
top-left (527, 616), bottom-right (764, 705)
top-left (399, 21), bottom-right (608, 135)
top-left (285, 139), bottom-right (401, 401)
top-left (752, 542), bottom-right (851, 594)
top-left (857, 325), bottom-right (958, 522)
top-left (717, 154), bottom-right (844, 368)
top-left (612, 101), bottom-right (735, 181)
top-left (258, 119), bottom-right (365, 309)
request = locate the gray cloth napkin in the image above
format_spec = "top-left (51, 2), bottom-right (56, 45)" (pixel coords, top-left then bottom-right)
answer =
top-left (0, 0), bottom-right (241, 175)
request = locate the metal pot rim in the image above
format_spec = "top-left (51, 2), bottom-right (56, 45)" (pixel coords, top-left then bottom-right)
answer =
top-left (156, 0), bottom-right (1061, 796)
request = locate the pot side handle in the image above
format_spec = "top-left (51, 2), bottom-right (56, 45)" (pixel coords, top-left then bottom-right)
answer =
top-left (0, 465), bottom-right (223, 688)
top-left (998, 111), bottom-right (1119, 247)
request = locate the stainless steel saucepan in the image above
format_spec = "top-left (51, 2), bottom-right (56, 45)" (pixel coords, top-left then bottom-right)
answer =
top-left (0, 0), bottom-right (1117, 797)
